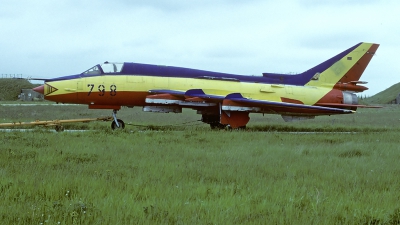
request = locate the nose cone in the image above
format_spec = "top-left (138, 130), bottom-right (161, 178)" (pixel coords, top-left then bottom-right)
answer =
top-left (33, 85), bottom-right (44, 94)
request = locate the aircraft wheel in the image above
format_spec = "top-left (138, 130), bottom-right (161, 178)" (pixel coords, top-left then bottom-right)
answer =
top-left (111, 119), bottom-right (125, 130)
top-left (55, 125), bottom-right (64, 132)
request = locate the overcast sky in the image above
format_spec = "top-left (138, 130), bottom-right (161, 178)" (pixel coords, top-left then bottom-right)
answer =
top-left (1, 0), bottom-right (399, 96)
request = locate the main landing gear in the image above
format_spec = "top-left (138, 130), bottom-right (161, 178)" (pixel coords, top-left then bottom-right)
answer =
top-left (111, 109), bottom-right (125, 130)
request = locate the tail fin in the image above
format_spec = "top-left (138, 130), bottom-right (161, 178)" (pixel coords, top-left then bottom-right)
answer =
top-left (262, 43), bottom-right (362, 85)
top-left (338, 43), bottom-right (379, 83)
top-left (262, 43), bottom-right (378, 88)
top-left (305, 42), bottom-right (379, 88)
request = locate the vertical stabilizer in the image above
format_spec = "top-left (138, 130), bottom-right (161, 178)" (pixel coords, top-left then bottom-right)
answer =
top-left (339, 43), bottom-right (379, 83)
top-left (305, 42), bottom-right (378, 88)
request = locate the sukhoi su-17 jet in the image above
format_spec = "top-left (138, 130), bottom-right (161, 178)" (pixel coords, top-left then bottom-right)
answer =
top-left (33, 42), bottom-right (379, 129)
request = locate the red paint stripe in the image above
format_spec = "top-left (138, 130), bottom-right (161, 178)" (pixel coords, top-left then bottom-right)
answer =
top-left (46, 91), bottom-right (149, 106)
top-left (339, 44), bottom-right (379, 83)
top-left (45, 90), bottom-right (351, 116)
top-left (281, 97), bottom-right (304, 104)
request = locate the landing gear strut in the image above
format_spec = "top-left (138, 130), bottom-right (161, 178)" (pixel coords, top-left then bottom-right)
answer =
top-left (111, 109), bottom-right (125, 130)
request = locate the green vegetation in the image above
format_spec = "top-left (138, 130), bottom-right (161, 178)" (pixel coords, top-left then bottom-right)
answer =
top-left (1, 129), bottom-right (400, 224)
top-left (1, 103), bottom-right (399, 131)
top-left (365, 82), bottom-right (400, 104)
top-left (1, 104), bottom-right (400, 224)
top-left (0, 78), bottom-right (39, 101)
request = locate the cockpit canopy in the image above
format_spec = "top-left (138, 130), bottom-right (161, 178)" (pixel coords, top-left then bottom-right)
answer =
top-left (82, 62), bottom-right (124, 75)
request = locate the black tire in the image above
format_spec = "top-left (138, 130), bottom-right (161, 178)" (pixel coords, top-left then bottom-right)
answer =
top-left (55, 125), bottom-right (65, 132)
top-left (210, 122), bottom-right (227, 130)
top-left (111, 119), bottom-right (125, 130)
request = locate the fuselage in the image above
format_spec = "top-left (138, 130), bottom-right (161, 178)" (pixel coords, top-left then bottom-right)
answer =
top-left (41, 62), bottom-right (341, 113)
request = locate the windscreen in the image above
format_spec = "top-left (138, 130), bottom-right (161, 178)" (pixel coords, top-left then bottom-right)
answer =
top-left (100, 62), bottom-right (124, 73)
top-left (82, 65), bottom-right (102, 75)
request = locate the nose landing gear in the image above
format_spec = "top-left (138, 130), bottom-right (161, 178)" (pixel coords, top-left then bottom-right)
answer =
top-left (111, 109), bottom-right (125, 130)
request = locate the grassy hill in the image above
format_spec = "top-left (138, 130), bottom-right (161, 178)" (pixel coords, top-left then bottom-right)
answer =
top-left (0, 78), bottom-right (38, 101)
top-left (365, 82), bottom-right (400, 104)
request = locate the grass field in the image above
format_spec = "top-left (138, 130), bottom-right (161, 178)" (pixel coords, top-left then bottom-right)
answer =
top-left (1, 103), bottom-right (400, 224)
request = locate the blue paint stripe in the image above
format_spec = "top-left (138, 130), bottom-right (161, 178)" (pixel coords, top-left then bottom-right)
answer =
top-left (44, 43), bottom-right (363, 86)
top-left (226, 93), bottom-right (244, 99)
top-left (185, 89), bottom-right (224, 100)
top-left (262, 42), bottom-right (362, 84)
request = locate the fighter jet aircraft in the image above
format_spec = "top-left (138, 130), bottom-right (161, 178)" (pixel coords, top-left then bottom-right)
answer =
top-left (33, 42), bottom-right (379, 129)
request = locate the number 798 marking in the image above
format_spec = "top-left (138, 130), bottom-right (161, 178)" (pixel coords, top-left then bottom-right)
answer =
top-left (87, 84), bottom-right (117, 96)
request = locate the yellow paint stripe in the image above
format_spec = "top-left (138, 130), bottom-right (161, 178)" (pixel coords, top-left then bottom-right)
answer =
top-left (46, 74), bottom-right (333, 106)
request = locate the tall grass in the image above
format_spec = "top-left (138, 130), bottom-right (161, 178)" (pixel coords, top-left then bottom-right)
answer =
top-left (1, 103), bottom-right (400, 223)
top-left (1, 129), bottom-right (400, 224)
top-left (1, 104), bottom-right (400, 131)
